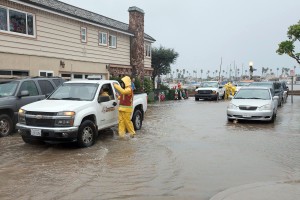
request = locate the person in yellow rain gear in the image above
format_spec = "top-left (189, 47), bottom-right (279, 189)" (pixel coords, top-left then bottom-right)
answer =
top-left (113, 76), bottom-right (135, 138)
top-left (100, 87), bottom-right (110, 97)
top-left (230, 83), bottom-right (237, 96)
top-left (224, 82), bottom-right (231, 99)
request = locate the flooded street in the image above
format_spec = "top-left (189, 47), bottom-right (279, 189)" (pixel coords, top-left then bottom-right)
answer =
top-left (1, 93), bottom-right (300, 200)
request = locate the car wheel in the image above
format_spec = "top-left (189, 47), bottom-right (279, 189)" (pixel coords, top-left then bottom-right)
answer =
top-left (77, 120), bottom-right (97, 148)
top-left (0, 114), bottom-right (13, 137)
top-left (270, 111), bottom-right (276, 123)
top-left (227, 118), bottom-right (234, 122)
top-left (132, 109), bottom-right (142, 130)
top-left (215, 93), bottom-right (219, 101)
top-left (195, 97), bottom-right (199, 101)
top-left (22, 136), bottom-right (44, 145)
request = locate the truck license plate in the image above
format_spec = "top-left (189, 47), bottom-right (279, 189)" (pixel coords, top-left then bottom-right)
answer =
top-left (31, 129), bottom-right (41, 136)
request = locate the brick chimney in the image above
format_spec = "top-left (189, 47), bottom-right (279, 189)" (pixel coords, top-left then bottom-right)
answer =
top-left (128, 6), bottom-right (145, 79)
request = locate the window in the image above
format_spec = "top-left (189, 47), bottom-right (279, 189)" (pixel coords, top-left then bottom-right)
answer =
top-left (145, 44), bottom-right (151, 57)
top-left (38, 80), bottom-right (54, 95)
top-left (81, 27), bottom-right (87, 42)
top-left (99, 83), bottom-right (114, 100)
top-left (0, 6), bottom-right (35, 37)
top-left (74, 74), bottom-right (83, 79)
top-left (19, 81), bottom-right (38, 96)
top-left (52, 79), bottom-right (64, 87)
top-left (99, 32), bottom-right (107, 45)
top-left (0, 70), bottom-right (29, 76)
top-left (0, 7), bottom-right (8, 31)
top-left (109, 35), bottom-right (116, 48)
top-left (39, 71), bottom-right (53, 77)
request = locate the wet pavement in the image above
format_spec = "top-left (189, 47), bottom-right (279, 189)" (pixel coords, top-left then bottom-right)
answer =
top-left (1, 91), bottom-right (300, 200)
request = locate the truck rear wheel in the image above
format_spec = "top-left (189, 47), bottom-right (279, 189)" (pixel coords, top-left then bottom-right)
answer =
top-left (132, 110), bottom-right (142, 130)
top-left (77, 120), bottom-right (97, 148)
top-left (0, 114), bottom-right (13, 137)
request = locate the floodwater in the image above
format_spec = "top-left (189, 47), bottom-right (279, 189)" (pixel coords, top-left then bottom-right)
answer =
top-left (1, 91), bottom-right (300, 200)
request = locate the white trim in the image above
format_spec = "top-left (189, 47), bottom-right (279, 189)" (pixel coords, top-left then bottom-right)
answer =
top-left (98, 31), bottom-right (107, 46)
top-left (8, 0), bottom-right (134, 37)
top-left (145, 44), bottom-right (151, 58)
top-left (39, 70), bottom-right (54, 77)
top-left (109, 34), bottom-right (117, 48)
top-left (144, 38), bottom-right (155, 43)
top-left (81, 27), bottom-right (87, 43)
top-left (0, 5), bottom-right (36, 38)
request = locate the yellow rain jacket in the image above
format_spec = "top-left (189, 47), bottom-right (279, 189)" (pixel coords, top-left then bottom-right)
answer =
top-left (114, 76), bottom-right (133, 113)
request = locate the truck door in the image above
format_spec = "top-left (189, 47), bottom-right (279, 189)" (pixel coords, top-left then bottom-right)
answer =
top-left (97, 83), bottom-right (118, 128)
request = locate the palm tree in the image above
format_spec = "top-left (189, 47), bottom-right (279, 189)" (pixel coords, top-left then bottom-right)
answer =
top-left (200, 69), bottom-right (203, 80)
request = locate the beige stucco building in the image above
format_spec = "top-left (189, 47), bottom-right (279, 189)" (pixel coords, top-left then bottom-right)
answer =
top-left (0, 0), bottom-right (155, 80)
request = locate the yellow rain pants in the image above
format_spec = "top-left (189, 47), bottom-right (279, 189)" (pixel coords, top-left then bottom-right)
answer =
top-left (118, 111), bottom-right (135, 138)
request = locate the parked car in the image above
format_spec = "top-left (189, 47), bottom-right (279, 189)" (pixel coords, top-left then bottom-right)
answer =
top-left (249, 81), bottom-right (283, 107)
top-left (195, 81), bottom-right (225, 101)
top-left (0, 77), bottom-right (65, 136)
top-left (16, 80), bottom-right (148, 147)
top-left (227, 87), bottom-right (278, 122)
top-left (280, 81), bottom-right (289, 103)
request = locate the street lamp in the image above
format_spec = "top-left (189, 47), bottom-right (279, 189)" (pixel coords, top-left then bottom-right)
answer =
top-left (249, 61), bottom-right (254, 80)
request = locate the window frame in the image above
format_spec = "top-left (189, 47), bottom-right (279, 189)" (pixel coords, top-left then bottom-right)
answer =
top-left (0, 5), bottom-right (36, 38)
top-left (39, 70), bottom-right (54, 77)
top-left (145, 44), bottom-right (151, 58)
top-left (81, 27), bottom-right (87, 43)
top-left (98, 31), bottom-right (108, 46)
top-left (109, 34), bottom-right (117, 48)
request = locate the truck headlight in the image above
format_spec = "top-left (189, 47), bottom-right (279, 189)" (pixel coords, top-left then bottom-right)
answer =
top-left (228, 103), bottom-right (238, 110)
top-left (55, 111), bottom-right (75, 127)
top-left (18, 109), bottom-right (26, 124)
top-left (258, 104), bottom-right (272, 111)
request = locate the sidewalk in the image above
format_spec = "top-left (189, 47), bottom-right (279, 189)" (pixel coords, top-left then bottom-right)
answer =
top-left (210, 180), bottom-right (300, 200)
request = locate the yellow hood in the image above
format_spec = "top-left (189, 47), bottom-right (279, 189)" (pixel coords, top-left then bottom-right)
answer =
top-left (121, 76), bottom-right (131, 87)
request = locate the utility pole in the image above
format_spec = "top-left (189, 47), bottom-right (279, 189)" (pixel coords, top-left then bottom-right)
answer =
top-left (218, 57), bottom-right (222, 82)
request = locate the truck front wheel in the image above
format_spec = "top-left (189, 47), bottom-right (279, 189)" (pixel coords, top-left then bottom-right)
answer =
top-left (77, 120), bottom-right (97, 148)
top-left (0, 114), bottom-right (13, 137)
top-left (132, 110), bottom-right (142, 130)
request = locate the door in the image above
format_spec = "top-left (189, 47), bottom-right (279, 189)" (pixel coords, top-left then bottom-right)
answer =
top-left (16, 80), bottom-right (45, 110)
top-left (97, 83), bottom-right (118, 128)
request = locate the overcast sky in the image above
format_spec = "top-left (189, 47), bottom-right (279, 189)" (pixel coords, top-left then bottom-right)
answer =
top-left (60, 0), bottom-right (300, 75)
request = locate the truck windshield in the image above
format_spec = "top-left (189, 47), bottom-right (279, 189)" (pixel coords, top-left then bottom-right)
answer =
top-left (0, 81), bottom-right (19, 97)
top-left (48, 83), bottom-right (98, 101)
top-left (200, 82), bottom-right (218, 88)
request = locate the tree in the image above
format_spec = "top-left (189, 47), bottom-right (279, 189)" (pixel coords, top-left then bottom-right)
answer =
top-left (151, 46), bottom-right (179, 86)
top-left (277, 20), bottom-right (300, 65)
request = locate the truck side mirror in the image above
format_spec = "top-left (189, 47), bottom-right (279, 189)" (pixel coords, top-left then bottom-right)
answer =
top-left (19, 90), bottom-right (29, 97)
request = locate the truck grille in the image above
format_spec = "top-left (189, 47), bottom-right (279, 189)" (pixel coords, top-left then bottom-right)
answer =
top-left (198, 90), bottom-right (212, 94)
top-left (26, 111), bottom-right (57, 116)
top-left (25, 112), bottom-right (57, 127)
top-left (25, 118), bottom-right (55, 127)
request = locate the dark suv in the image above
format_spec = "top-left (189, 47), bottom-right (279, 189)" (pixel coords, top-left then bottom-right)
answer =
top-left (249, 81), bottom-right (284, 107)
top-left (0, 77), bottom-right (65, 136)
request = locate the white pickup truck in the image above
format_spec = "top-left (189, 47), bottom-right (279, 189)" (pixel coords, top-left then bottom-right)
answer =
top-left (16, 80), bottom-right (147, 147)
top-left (194, 81), bottom-right (225, 101)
